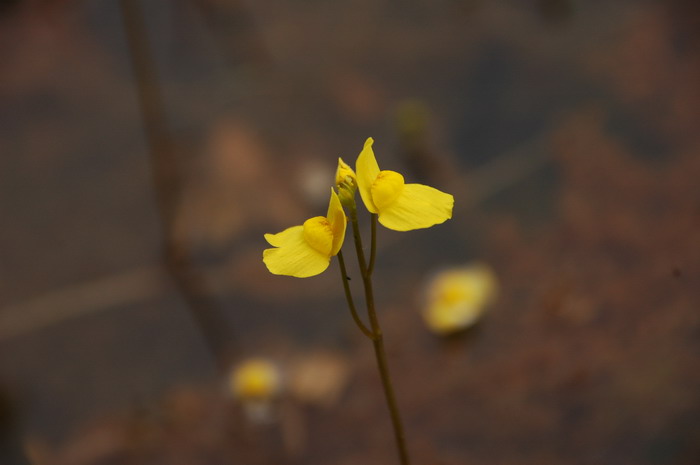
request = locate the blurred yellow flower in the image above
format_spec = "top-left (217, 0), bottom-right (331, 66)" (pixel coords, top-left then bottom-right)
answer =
top-left (423, 263), bottom-right (498, 335)
top-left (263, 188), bottom-right (347, 277)
top-left (230, 358), bottom-right (281, 400)
top-left (355, 137), bottom-right (454, 231)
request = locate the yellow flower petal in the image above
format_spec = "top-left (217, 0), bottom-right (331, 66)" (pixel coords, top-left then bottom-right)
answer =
top-left (264, 225), bottom-right (298, 247)
top-left (263, 225), bottom-right (331, 277)
top-left (326, 188), bottom-right (347, 255)
top-left (377, 183), bottom-right (454, 231)
top-left (370, 170), bottom-right (405, 210)
top-left (425, 302), bottom-right (481, 334)
top-left (355, 137), bottom-right (380, 213)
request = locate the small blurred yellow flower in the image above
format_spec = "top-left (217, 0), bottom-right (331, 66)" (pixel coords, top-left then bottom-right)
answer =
top-left (230, 358), bottom-right (282, 400)
top-left (263, 188), bottom-right (347, 277)
top-left (423, 263), bottom-right (498, 335)
top-left (355, 137), bottom-right (454, 231)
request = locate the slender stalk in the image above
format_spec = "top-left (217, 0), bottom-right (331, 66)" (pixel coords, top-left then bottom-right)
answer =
top-left (370, 331), bottom-right (409, 465)
top-left (346, 203), bottom-right (410, 465)
top-left (368, 213), bottom-right (377, 275)
top-left (337, 250), bottom-right (374, 339)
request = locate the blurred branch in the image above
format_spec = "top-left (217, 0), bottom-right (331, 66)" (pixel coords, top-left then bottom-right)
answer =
top-left (119, 0), bottom-right (233, 371)
top-left (0, 267), bottom-right (165, 341)
top-left (395, 101), bottom-right (551, 214)
top-left (461, 138), bottom-right (550, 211)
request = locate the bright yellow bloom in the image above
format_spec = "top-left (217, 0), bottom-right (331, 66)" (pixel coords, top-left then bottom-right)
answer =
top-left (230, 358), bottom-right (282, 400)
top-left (355, 137), bottom-right (454, 231)
top-left (423, 264), bottom-right (498, 335)
top-left (263, 188), bottom-right (347, 277)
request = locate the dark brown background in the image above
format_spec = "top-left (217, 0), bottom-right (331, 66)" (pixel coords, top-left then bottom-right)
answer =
top-left (0, 0), bottom-right (698, 464)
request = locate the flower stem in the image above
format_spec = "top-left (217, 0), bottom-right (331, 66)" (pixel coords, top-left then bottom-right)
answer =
top-left (337, 250), bottom-right (374, 339)
top-left (368, 213), bottom-right (377, 275)
top-left (346, 203), bottom-right (411, 465)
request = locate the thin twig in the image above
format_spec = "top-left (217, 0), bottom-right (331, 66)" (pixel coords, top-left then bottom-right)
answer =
top-left (119, 0), bottom-right (232, 371)
top-left (337, 251), bottom-right (374, 339)
top-left (0, 267), bottom-right (165, 341)
top-left (367, 213), bottom-right (377, 275)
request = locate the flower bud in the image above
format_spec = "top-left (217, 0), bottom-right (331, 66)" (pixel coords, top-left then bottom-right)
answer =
top-left (335, 157), bottom-right (356, 190)
top-left (335, 157), bottom-right (357, 206)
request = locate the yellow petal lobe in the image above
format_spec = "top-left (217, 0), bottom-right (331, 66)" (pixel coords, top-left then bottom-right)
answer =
top-left (378, 183), bottom-right (454, 231)
top-left (264, 225), bottom-right (298, 247)
top-left (326, 188), bottom-right (347, 256)
top-left (355, 137), bottom-right (380, 213)
top-left (370, 170), bottom-right (405, 210)
top-left (263, 225), bottom-right (330, 277)
top-left (303, 216), bottom-right (334, 256)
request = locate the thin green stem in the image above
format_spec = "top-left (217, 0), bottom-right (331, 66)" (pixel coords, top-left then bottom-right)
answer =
top-left (347, 204), bottom-right (369, 281)
top-left (368, 213), bottom-right (377, 275)
top-left (347, 203), bottom-right (410, 465)
top-left (371, 334), bottom-right (409, 465)
top-left (337, 250), bottom-right (374, 340)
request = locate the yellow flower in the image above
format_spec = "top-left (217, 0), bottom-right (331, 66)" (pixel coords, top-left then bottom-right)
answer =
top-left (230, 358), bottom-right (282, 400)
top-left (355, 137), bottom-right (454, 231)
top-left (263, 188), bottom-right (347, 277)
top-left (423, 264), bottom-right (498, 335)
